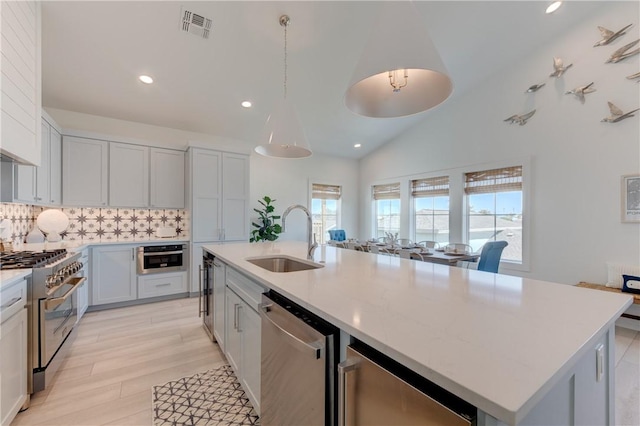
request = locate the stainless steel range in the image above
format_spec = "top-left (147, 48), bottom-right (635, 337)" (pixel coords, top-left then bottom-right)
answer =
top-left (0, 249), bottom-right (85, 394)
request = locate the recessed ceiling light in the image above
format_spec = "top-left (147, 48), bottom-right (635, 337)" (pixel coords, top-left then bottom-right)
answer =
top-left (139, 75), bottom-right (154, 84)
top-left (241, 101), bottom-right (252, 108)
top-left (354, 143), bottom-right (362, 148)
top-left (545, 2), bottom-right (562, 14)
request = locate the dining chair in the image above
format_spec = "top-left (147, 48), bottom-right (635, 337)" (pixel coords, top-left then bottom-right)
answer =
top-left (477, 241), bottom-right (508, 273)
top-left (328, 229), bottom-right (347, 242)
top-left (369, 245), bottom-right (380, 254)
top-left (397, 238), bottom-right (413, 246)
top-left (398, 249), bottom-right (412, 259)
top-left (410, 252), bottom-right (425, 261)
top-left (417, 240), bottom-right (440, 249)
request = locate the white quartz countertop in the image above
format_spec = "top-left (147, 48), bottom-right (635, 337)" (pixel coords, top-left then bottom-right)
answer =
top-left (0, 269), bottom-right (31, 290)
top-left (204, 241), bottom-right (633, 425)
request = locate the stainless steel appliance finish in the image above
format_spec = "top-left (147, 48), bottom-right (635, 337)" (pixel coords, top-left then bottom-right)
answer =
top-left (260, 291), bottom-right (338, 426)
top-left (28, 250), bottom-right (84, 393)
top-left (136, 244), bottom-right (187, 275)
top-left (200, 251), bottom-right (215, 340)
top-left (338, 343), bottom-right (476, 426)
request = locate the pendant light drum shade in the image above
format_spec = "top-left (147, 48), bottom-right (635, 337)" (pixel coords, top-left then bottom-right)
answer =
top-left (345, 2), bottom-right (453, 118)
top-left (256, 98), bottom-right (311, 158)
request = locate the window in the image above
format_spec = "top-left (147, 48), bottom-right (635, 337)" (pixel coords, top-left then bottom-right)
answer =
top-left (311, 183), bottom-right (341, 244)
top-left (465, 166), bottom-right (523, 263)
top-left (411, 176), bottom-right (449, 246)
top-left (373, 183), bottom-right (400, 238)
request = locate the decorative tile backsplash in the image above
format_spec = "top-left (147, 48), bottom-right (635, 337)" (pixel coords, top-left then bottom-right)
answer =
top-left (0, 203), bottom-right (190, 243)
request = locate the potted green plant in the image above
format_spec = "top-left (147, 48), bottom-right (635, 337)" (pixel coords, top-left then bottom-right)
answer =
top-left (250, 196), bottom-right (282, 242)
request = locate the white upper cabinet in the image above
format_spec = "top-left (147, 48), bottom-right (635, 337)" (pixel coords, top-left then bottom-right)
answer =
top-left (188, 148), bottom-right (249, 242)
top-left (109, 142), bottom-right (149, 207)
top-left (62, 136), bottom-right (109, 206)
top-left (150, 148), bottom-right (185, 209)
top-left (9, 115), bottom-right (61, 205)
top-left (0, 1), bottom-right (41, 165)
top-left (49, 126), bottom-right (62, 204)
top-left (222, 153), bottom-right (249, 241)
top-left (190, 148), bottom-right (221, 242)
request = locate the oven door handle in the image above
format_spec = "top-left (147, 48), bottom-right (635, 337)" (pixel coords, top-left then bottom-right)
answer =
top-left (142, 251), bottom-right (183, 256)
top-left (45, 277), bottom-right (86, 311)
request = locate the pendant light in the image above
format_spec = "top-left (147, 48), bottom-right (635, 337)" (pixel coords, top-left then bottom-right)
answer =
top-left (255, 15), bottom-right (312, 159)
top-left (345, 1), bottom-right (453, 118)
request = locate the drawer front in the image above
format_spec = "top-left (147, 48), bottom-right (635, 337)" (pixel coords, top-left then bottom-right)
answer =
top-left (0, 278), bottom-right (27, 323)
top-left (226, 268), bottom-right (266, 311)
top-left (138, 272), bottom-right (187, 299)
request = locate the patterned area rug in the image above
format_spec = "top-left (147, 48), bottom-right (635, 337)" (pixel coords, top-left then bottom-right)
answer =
top-left (152, 364), bottom-right (260, 425)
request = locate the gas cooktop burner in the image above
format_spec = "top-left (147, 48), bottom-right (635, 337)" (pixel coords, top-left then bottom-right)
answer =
top-left (0, 249), bottom-right (68, 270)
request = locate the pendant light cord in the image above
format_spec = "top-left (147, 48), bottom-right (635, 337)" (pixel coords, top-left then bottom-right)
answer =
top-left (283, 18), bottom-right (288, 100)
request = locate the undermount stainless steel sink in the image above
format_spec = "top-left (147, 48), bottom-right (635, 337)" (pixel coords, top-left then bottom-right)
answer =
top-left (246, 255), bottom-right (324, 273)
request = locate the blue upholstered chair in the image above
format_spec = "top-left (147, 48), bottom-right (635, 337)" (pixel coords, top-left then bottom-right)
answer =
top-left (477, 241), bottom-right (508, 273)
top-left (328, 229), bottom-right (346, 242)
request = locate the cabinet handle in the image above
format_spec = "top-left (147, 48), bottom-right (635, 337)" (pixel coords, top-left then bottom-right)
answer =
top-left (233, 303), bottom-right (240, 330)
top-left (155, 283), bottom-right (171, 287)
top-left (0, 297), bottom-right (22, 310)
top-left (198, 266), bottom-right (204, 318)
top-left (132, 248), bottom-right (135, 261)
top-left (338, 358), bottom-right (360, 426)
top-left (236, 305), bottom-right (242, 332)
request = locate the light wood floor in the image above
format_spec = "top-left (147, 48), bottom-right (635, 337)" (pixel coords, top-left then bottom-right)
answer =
top-left (12, 297), bottom-right (225, 426)
top-left (11, 298), bottom-right (640, 425)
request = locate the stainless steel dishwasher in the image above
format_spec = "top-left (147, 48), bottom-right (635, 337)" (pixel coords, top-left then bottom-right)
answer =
top-left (338, 341), bottom-right (477, 425)
top-left (260, 290), bottom-right (339, 426)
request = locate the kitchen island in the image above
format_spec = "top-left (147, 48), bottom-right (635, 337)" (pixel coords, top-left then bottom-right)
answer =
top-left (204, 241), bottom-right (632, 425)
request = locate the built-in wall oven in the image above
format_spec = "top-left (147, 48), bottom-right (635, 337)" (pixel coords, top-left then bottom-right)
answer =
top-left (137, 244), bottom-right (187, 275)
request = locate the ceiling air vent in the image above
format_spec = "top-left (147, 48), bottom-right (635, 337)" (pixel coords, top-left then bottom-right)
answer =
top-left (180, 7), bottom-right (212, 39)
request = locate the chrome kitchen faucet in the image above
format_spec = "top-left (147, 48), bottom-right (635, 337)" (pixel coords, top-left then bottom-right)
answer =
top-left (282, 204), bottom-right (317, 260)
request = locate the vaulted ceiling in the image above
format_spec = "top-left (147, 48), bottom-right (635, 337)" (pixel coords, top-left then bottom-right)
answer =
top-left (41, 1), bottom-right (605, 159)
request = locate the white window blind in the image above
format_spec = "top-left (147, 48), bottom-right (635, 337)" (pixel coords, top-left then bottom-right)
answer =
top-left (464, 166), bottom-right (522, 194)
top-left (373, 183), bottom-right (400, 200)
top-left (312, 183), bottom-right (341, 200)
top-left (411, 176), bottom-right (449, 197)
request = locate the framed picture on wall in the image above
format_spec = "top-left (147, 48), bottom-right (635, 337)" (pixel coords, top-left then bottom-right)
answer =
top-left (622, 174), bottom-right (640, 223)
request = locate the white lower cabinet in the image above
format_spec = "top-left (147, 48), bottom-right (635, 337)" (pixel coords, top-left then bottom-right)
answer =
top-left (91, 246), bottom-right (136, 305)
top-left (138, 272), bottom-right (187, 299)
top-left (224, 267), bottom-right (264, 415)
top-left (0, 279), bottom-right (28, 426)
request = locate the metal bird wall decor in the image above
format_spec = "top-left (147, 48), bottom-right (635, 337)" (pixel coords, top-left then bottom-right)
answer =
top-left (594, 24), bottom-right (633, 47)
top-left (549, 57), bottom-right (573, 77)
top-left (626, 71), bottom-right (640, 81)
top-left (565, 82), bottom-right (596, 104)
top-left (606, 39), bottom-right (640, 63)
top-left (504, 109), bottom-right (536, 126)
top-left (601, 102), bottom-right (640, 123)
top-left (525, 83), bottom-right (545, 93)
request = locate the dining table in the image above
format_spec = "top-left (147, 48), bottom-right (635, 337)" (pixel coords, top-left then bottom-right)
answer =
top-left (346, 241), bottom-right (480, 266)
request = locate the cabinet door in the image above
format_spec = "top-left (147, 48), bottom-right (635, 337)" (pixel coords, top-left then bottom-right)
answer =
top-left (213, 259), bottom-right (226, 351)
top-left (110, 142), bottom-right (149, 207)
top-left (63, 136), bottom-right (109, 206)
top-left (0, 308), bottom-right (28, 426)
top-left (225, 289), bottom-right (243, 374)
top-left (191, 148), bottom-right (221, 242)
top-left (241, 305), bottom-right (261, 414)
top-left (35, 119), bottom-right (51, 203)
top-left (91, 246), bottom-right (136, 305)
top-left (222, 153), bottom-right (249, 241)
top-left (14, 164), bottom-right (36, 203)
top-left (150, 148), bottom-right (185, 208)
top-left (49, 127), bottom-right (62, 205)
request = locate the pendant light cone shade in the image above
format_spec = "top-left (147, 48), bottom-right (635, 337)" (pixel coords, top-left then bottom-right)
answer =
top-left (256, 98), bottom-right (311, 158)
top-left (255, 14), bottom-right (311, 159)
top-left (345, 1), bottom-right (453, 118)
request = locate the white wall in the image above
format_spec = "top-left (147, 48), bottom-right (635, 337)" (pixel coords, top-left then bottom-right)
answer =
top-left (46, 108), bottom-right (360, 244)
top-left (359, 2), bottom-right (640, 285)
top-left (250, 153), bottom-right (359, 243)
